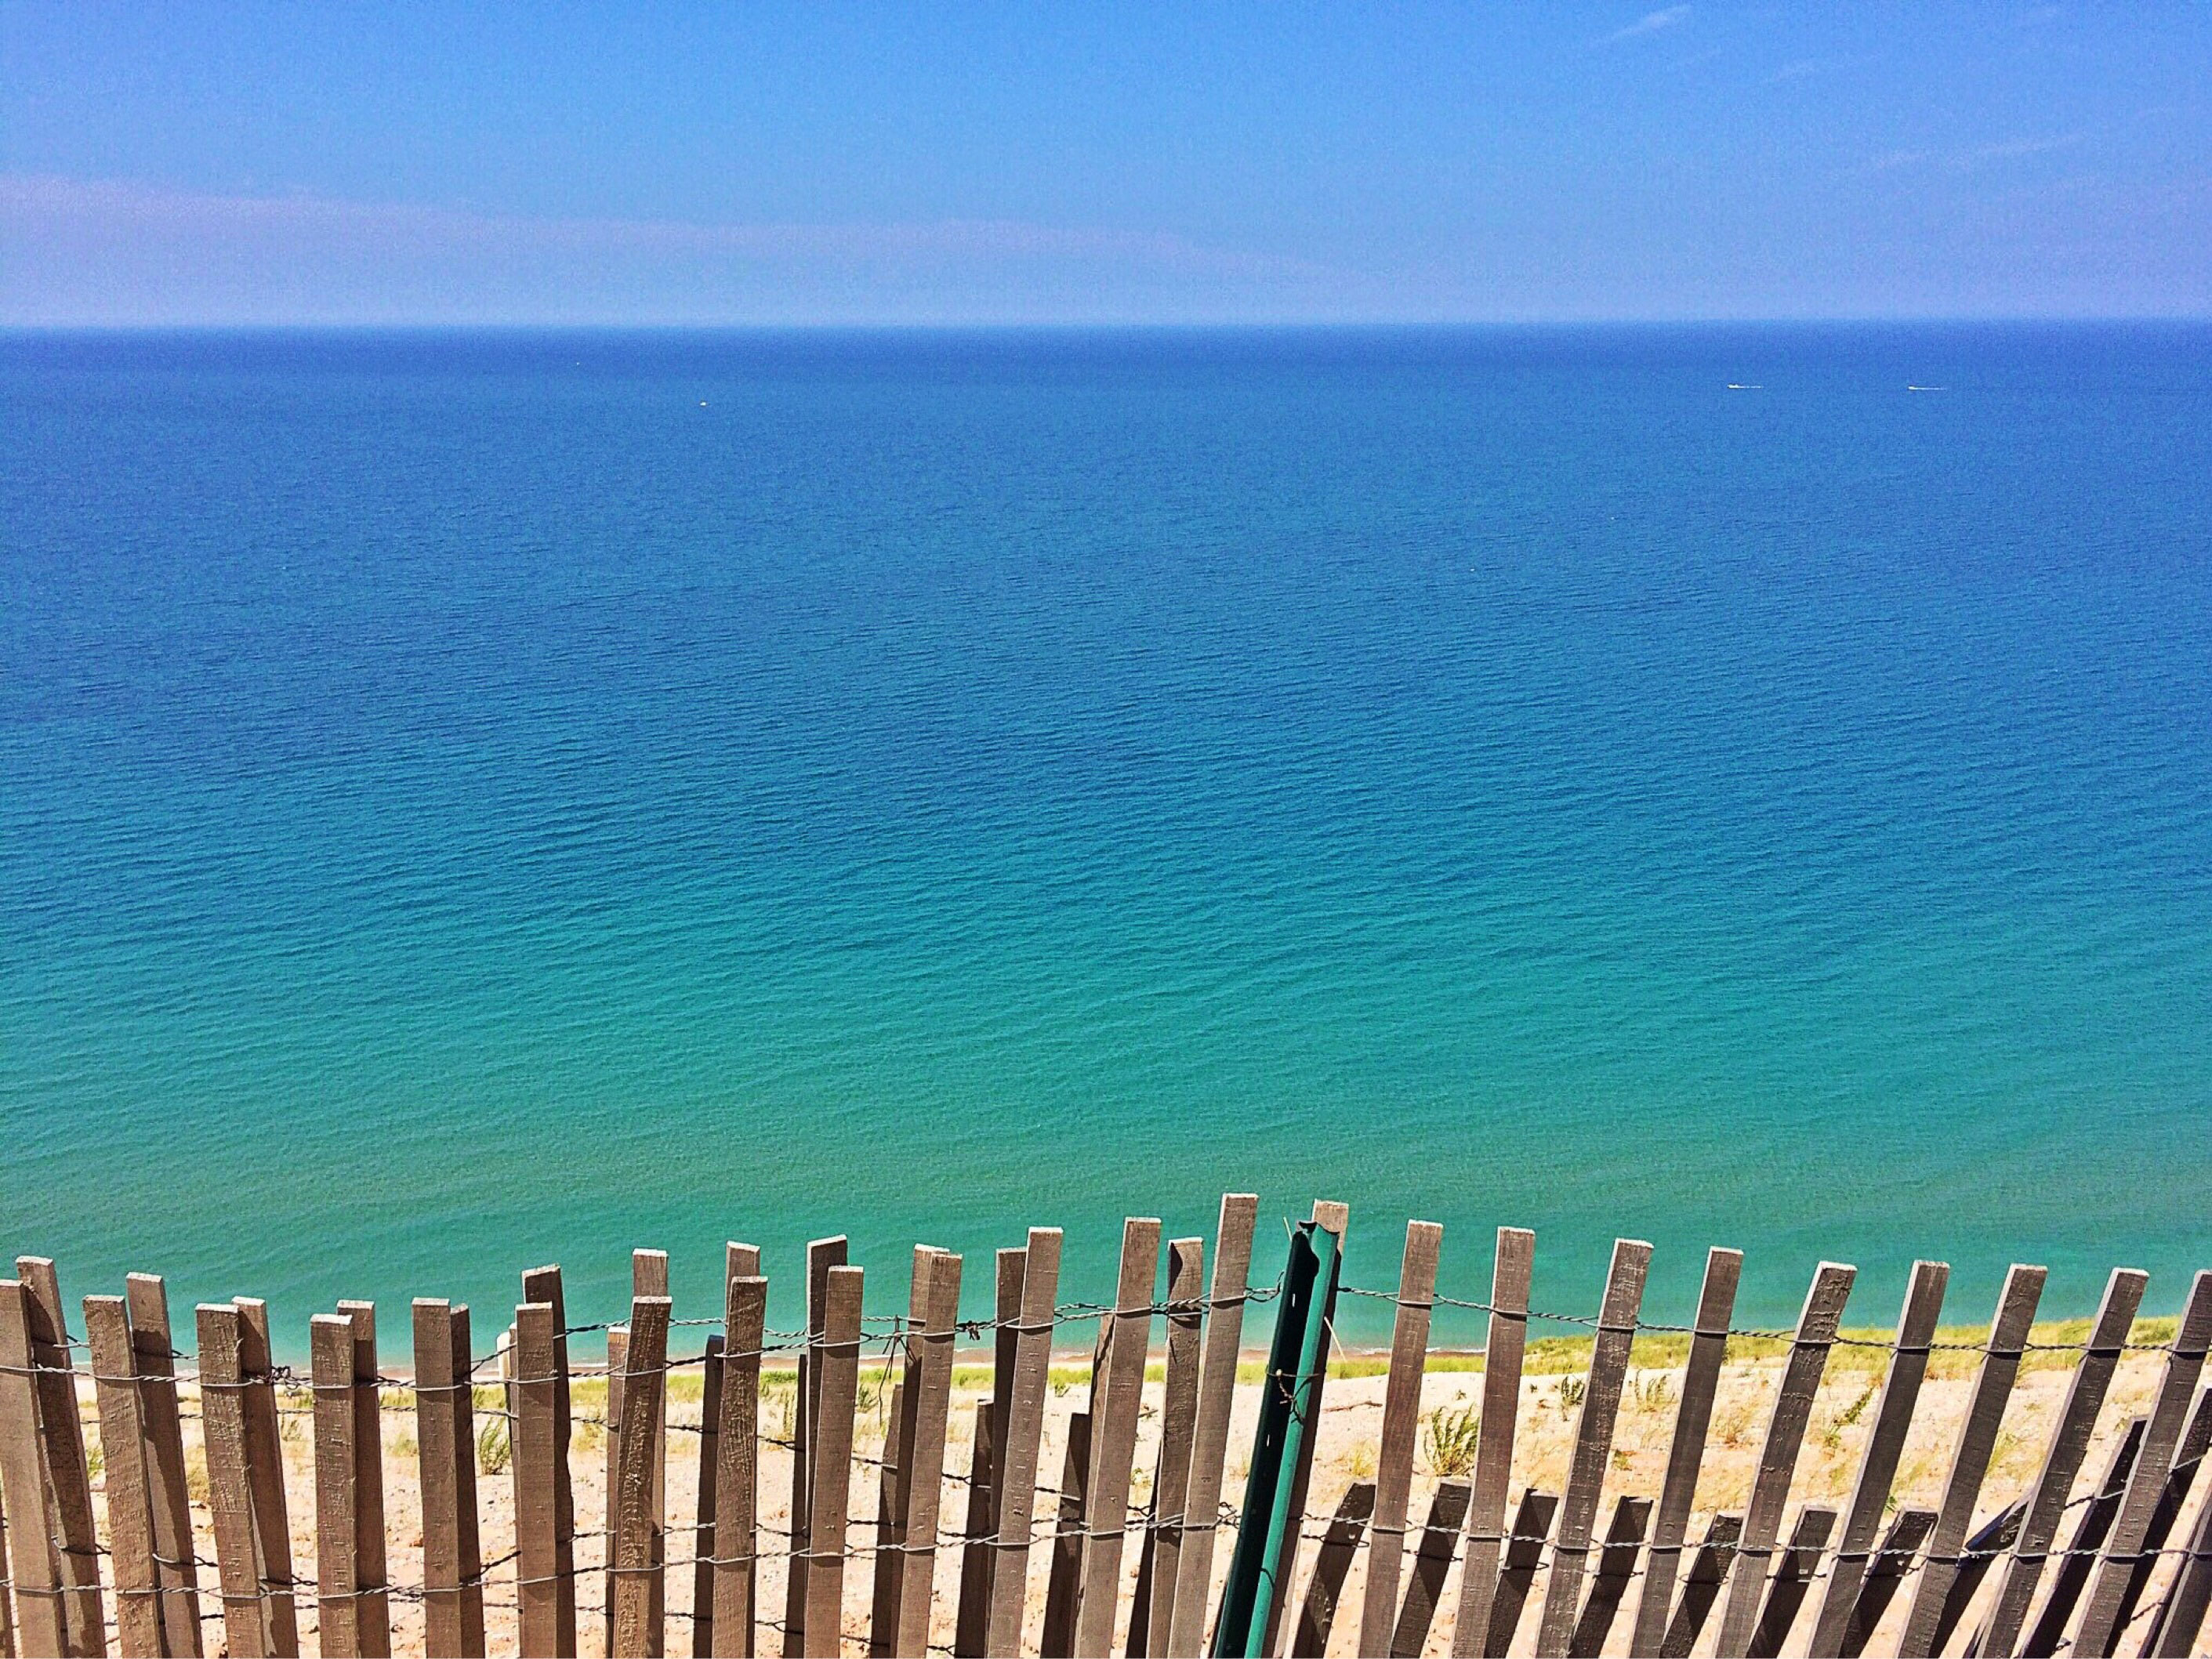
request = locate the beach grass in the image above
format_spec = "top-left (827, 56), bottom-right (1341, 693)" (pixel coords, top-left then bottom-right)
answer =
top-left (615, 1314), bottom-right (2178, 1399)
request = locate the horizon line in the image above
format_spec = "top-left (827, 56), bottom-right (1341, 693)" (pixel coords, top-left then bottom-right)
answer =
top-left (8, 314), bottom-right (2212, 333)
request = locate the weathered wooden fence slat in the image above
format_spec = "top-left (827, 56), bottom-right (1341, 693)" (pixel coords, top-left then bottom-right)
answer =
top-left (868, 1248), bottom-right (930, 1656)
top-left (313, 1314), bottom-right (367, 1659)
top-left (1746, 1504), bottom-right (1834, 1659)
top-left (1927, 1497), bottom-right (2024, 1655)
top-left (450, 1303), bottom-right (489, 1659)
top-left (803, 1266), bottom-right (865, 1659)
top-left (1566, 1494), bottom-right (1651, 1659)
top-left (193, 1301), bottom-right (269, 1659)
top-left (1449, 1225), bottom-right (1537, 1659)
top-left (1165, 1192), bottom-right (1259, 1659)
top-left (1630, 1244), bottom-right (1742, 1657)
top-left (1840, 1508), bottom-right (1934, 1659)
top-left (416, 1306), bottom-right (466, 1657)
top-left (1482, 1487), bottom-right (1559, 1657)
top-left (894, 1248), bottom-right (962, 1659)
top-left (0, 1277), bottom-right (71, 1659)
top-left (414, 1299), bottom-right (486, 1659)
top-left (511, 1301), bottom-right (564, 1659)
top-left (606, 1320), bottom-right (633, 1651)
top-left (518, 1263), bottom-right (578, 1658)
top-left (1075, 1218), bottom-right (1162, 1659)
top-left (20, 1268), bottom-right (99, 1657)
top-left (1130, 1233), bottom-right (1205, 1659)
top-left (0, 1375), bottom-right (14, 1659)
top-left (955, 1247), bottom-right (1024, 1655)
top-left (1357, 1219), bottom-right (1444, 1658)
top-left (18, 1259), bottom-right (105, 1658)
top-left (694, 1331), bottom-right (727, 1659)
top-left (613, 1295), bottom-right (673, 1659)
top-left (342, 1301), bottom-right (393, 1657)
top-left (84, 1294), bottom-right (163, 1658)
top-left (1810, 1258), bottom-right (1951, 1657)
top-left (1897, 1262), bottom-right (2047, 1657)
top-left (1042, 1411), bottom-right (1094, 1658)
top-left (868, 1375), bottom-right (907, 1659)
top-left (711, 1266), bottom-right (767, 1659)
top-left (1713, 1259), bottom-right (1856, 1658)
top-left (1286, 1480), bottom-right (1373, 1659)
top-left (1387, 1478), bottom-right (1471, 1659)
top-left (236, 1297), bottom-right (303, 1657)
top-left (953, 1397), bottom-right (999, 1659)
top-left (127, 1271), bottom-right (206, 1659)
top-left (986, 1226), bottom-right (1064, 1659)
top-left (697, 1243), bottom-right (760, 1659)
top-left (515, 1265), bottom-right (575, 1654)
top-left (785, 1236), bottom-right (847, 1659)
top-left (1534, 1237), bottom-right (1652, 1657)
top-left (694, 1244), bottom-right (756, 1659)
top-left (645, 1256), bottom-right (677, 1654)
top-left (1659, 1510), bottom-right (1742, 1659)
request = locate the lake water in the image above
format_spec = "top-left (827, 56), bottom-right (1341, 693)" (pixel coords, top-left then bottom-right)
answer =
top-left (5, 325), bottom-right (2209, 1353)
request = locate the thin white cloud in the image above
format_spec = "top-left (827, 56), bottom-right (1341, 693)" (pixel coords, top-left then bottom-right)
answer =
top-left (1847, 132), bottom-right (2090, 178)
top-left (0, 175), bottom-right (1320, 273)
top-left (1763, 53), bottom-right (1879, 86)
top-left (1966, 131), bottom-right (2088, 164)
top-left (0, 174), bottom-right (1368, 324)
top-left (1604, 6), bottom-right (1690, 44)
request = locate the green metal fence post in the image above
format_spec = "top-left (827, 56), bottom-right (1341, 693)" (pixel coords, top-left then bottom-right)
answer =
top-left (1211, 1220), bottom-right (1343, 1657)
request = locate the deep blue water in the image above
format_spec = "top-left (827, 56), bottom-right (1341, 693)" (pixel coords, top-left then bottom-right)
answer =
top-left (5, 325), bottom-right (2209, 1354)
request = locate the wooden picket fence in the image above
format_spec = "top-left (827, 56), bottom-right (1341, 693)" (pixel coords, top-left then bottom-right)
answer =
top-left (1, 1197), bottom-right (2209, 1658)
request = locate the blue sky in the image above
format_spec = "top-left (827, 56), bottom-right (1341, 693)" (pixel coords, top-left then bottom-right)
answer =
top-left (5, 3), bottom-right (2208, 324)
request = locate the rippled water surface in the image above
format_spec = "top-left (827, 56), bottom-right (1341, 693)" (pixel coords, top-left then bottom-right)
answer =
top-left (5, 326), bottom-right (2209, 1349)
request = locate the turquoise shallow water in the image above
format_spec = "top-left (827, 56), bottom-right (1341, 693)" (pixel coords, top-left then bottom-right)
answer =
top-left (4, 325), bottom-right (2209, 1356)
